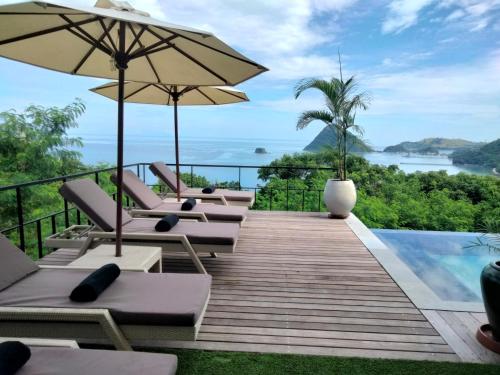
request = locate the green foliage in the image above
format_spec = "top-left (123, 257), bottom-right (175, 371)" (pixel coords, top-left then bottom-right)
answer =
top-left (451, 138), bottom-right (500, 170)
top-left (384, 137), bottom-right (484, 153)
top-left (255, 151), bottom-right (500, 232)
top-left (0, 99), bottom-right (86, 180)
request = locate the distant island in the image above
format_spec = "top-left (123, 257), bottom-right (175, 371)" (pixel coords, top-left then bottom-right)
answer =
top-left (254, 147), bottom-right (267, 154)
top-left (450, 138), bottom-right (500, 172)
top-left (304, 126), bottom-right (373, 152)
top-left (384, 138), bottom-right (484, 154)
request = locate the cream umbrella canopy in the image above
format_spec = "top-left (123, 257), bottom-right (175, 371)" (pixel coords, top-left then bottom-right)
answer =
top-left (90, 81), bottom-right (249, 201)
top-left (0, 0), bottom-right (267, 256)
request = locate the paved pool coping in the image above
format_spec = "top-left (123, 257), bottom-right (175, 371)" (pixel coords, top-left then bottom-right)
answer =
top-left (345, 214), bottom-right (485, 313)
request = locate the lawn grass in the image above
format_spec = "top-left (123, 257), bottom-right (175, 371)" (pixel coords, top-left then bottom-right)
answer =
top-left (158, 349), bottom-right (500, 375)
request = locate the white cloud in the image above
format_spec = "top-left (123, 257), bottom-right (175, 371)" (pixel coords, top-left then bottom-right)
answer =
top-left (130, 0), bottom-right (357, 81)
top-left (365, 50), bottom-right (500, 117)
top-left (382, 0), bottom-right (500, 33)
top-left (382, 0), bottom-right (435, 34)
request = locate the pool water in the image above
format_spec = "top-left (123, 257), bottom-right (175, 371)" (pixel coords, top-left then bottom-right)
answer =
top-left (372, 229), bottom-right (499, 303)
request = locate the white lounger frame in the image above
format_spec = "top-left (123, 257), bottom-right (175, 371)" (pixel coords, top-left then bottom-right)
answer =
top-left (163, 191), bottom-right (255, 208)
top-left (0, 288), bottom-right (210, 351)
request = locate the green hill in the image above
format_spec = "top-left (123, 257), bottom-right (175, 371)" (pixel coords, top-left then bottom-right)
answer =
top-left (384, 138), bottom-right (483, 153)
top-left (304, 126), bottom-right (373, 153)
top-left (451, 139), bottom-right (500, 170)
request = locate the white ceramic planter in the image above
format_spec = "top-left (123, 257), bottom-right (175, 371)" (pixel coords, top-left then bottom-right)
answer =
top-left (323, 179), bottom-right (357, 218)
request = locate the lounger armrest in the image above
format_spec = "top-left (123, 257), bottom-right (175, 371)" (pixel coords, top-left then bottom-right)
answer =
top-left (130, 209), bottom-right (208, 222)
top-left (0, 306), bottom-right (132, 351)
top-left (164, 192), bottom-right (228, 206)
top-left (87, 231), bottom-right (207, 274)
top-left (0, 338), bottom-right (79, 348)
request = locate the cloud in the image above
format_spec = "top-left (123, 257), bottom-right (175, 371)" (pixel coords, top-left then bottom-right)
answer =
top-left (382, 0), bottom-right (500, 33)
top-left (382, 0), bottom-right (435, 34)
top-left (365, 50), bottom-right (500, 118)
top-left (128, 0), bottom-right (357, 81)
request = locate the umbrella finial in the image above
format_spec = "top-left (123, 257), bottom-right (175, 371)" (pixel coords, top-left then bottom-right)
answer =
top-left (95, 0), bottom-right (150, 17)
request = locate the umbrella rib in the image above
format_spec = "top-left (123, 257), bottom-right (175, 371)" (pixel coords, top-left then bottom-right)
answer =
top-left (129, 25), bottom-right (161, 83)
top-left (72, 19), bottom-right (117, 74)
top-left (126, 24), bottom-right (147, 55)
top-left (152, 84), bottom-right (172, 95)
top-left (0, 16), bottom-right (100, 46)
top-left (195, 88), bottom-right (217, 105)
top-left (124, 83), bottom-right (152, 100)
top-left (146, 27), bottom-right (229, 84)
top-left (98, 19), bottom-right (117, 53)
top-left (154, 26), bottom-right (267, 70)
top-left (59, 15), bottom-right (113, 55)
top-left (129, 33), bottom-right (178, 59)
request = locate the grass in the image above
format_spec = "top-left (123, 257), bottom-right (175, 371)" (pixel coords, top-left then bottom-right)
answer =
top-left (150, 349), bottom-right (500, 375)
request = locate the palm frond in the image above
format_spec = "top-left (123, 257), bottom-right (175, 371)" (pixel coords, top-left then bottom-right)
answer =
top-left (296, 110), bottom-right (333, 130)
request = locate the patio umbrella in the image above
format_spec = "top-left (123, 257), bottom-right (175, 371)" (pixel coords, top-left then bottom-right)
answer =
top-left (90, 81), bottom-right (249, 201)
top-left (0, 0), bottom-right (267, 256)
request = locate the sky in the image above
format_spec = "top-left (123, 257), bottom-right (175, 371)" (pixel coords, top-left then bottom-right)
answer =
top-left (0, 0), bottom-right (499, 148)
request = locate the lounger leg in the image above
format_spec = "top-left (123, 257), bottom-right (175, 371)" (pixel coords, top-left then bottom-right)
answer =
top-left (77, 236), bottom-right (94, 257)
top-left (210, 252), bottom-right (217, 258)
top-left (180, 237), bottom-right (208, 274)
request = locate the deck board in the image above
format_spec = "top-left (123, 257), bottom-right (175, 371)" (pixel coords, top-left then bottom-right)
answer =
top-left (38, 211), bottom-right (462, 362)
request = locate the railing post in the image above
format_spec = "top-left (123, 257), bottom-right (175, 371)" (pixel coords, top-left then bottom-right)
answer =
top-left (238, 167), bottom-right (241, 190)
top-left (76, 210), bottom-right (81, 225)
top-left (136, 164), bottom-right (140, 180)
top-left (190, 166), bottom-right (194, 187)
top-left (36, 220), bottom-right (43, 259)
top-left (286, 180), bottom-right (289, 211)
top-left (62, 178), bottom-right (69, 228)
top-left (15, 187), bottom-right (25, 251)
top-left (269, 189), bottom-right (273, 211)
top-left (94, 172), bottom-right (99, 185)
top-left (302, 190), bottom-right (305, 211)
top-left (142, 164), bottom-right (146, 183)
top-left (51, 215), bottom-right (56, 234)
top-left (318, 190), bottom-right (322, 212)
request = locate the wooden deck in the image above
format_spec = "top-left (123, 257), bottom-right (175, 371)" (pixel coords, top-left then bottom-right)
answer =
top-left (38, 211), bottom-right (464, 362)
top-left (422, 310), bottom-right (500, 364)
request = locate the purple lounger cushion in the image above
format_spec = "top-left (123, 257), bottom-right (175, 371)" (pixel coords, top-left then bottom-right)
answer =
top-left (122, 218), bottom-right (239, 245)
top-left (0, 269), bottom-right (211, 326)
top-left (112, 170), bottom-right (248, 222)
top-left (0, 235), bottom-right (39, 292)
top-left (149, 162), bottom-right (254, 202)
top-left (18, 347), bottom-right (177, 375)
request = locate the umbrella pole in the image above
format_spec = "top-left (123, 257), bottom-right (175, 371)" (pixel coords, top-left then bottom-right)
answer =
top-left (114, 21), bottom-right (127, 258)
top-left (173, 88), bottom-right (181, 202)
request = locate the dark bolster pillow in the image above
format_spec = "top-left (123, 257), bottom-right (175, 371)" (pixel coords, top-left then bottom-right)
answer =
top-left (202, 185), bottom-right (217, 194)
top-left (0, 341), bottom-right (31, 375)
top-left (70, 264), bottom-right (121, 302)
top-left (181, 197), bottom-right (197, 211)
top-left (155, 214), bottom-right (179, 232)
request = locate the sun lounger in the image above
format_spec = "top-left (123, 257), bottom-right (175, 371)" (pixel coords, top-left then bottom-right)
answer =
top-left (0, 235), bottom-right (210, 349)
top-left (149, 161), bottom-right (255, 207)
top-left (59, 179), bottom-right (240, 274)
top-left (0, 338), bottom-right (177, 375)
top-left (111, 170), bottom-right (247, 224)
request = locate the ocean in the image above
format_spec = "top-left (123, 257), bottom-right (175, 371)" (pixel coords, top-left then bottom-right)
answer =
top-left (75, 134), bottom-right (493, 187)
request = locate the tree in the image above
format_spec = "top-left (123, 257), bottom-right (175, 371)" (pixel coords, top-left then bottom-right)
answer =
top-left (0, 99), bottom-right (86, 181)
top-left (294, 54), bottom-right (370, 180)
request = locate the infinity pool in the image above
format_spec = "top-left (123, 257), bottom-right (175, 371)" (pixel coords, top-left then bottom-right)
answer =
top-left (372, 229), bottom-right (498, 303)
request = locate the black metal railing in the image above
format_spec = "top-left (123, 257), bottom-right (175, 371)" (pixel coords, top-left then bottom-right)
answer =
top-left (0, 162), bottom-right (334, 259)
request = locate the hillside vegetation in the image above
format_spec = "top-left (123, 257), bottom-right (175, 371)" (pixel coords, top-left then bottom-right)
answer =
top-left (304, 126), bottom-right (373, 152)
top-left (451, 138), bottom-right (500, 170)
top-left (384, 138), bottom-right (483, 153)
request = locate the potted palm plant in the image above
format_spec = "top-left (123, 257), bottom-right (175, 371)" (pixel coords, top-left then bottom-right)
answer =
top-left (295, 57), bottom-right (369, 218)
